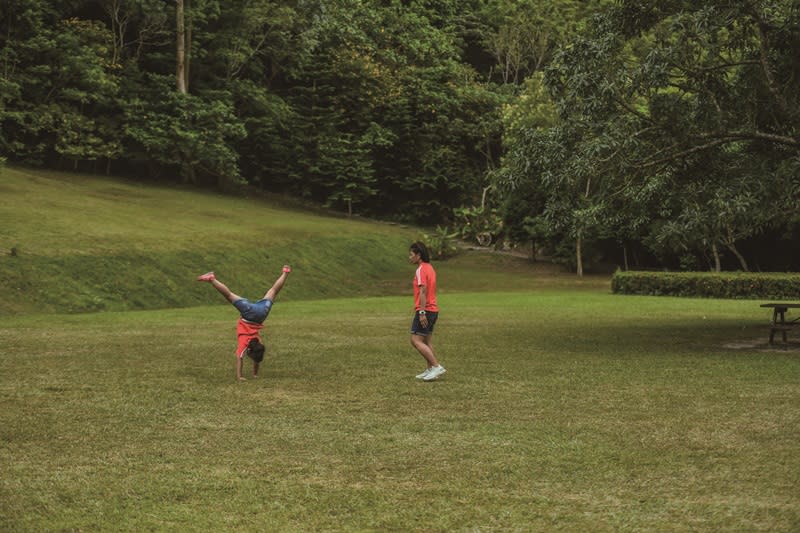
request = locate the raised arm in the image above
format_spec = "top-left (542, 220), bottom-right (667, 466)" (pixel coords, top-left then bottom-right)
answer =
top-left (263, 265), bottom-right (291, 301)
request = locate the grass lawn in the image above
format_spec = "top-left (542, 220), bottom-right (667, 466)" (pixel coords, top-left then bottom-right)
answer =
top-left (2, 289), bottom-right (799, 532)
top-left (2, 166), bottom-right (798, 530)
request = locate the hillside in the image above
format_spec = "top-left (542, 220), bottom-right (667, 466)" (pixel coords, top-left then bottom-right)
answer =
top-left (0, 167), bottom-right (427, 315)
top-left (0, 167), bottom-right (604, 316)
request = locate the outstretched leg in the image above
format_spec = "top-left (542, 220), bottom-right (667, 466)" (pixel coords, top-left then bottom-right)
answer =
top-left (197, 272), bottom-right (242, 304)
top-left (263, 265), bottom-right (291, 301)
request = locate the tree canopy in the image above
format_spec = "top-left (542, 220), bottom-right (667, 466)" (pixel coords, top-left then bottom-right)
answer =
top-left (498, 0), bottom-right (800, 272)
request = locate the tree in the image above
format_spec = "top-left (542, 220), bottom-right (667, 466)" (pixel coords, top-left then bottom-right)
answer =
top-left (499, 0), bottom-right (800, 272)
top-left (122, 76), bottom-right (245, 187)
top-left (320, 132), bottom-right (377, 216)
top-left (0, 4), bottom-right (123, 170)
top-left (480, 0), bottom-right (606, 85)
top-left (176, 0), bottom-right (187, 93)
top-left (99, 0), bottom-right (171, 65)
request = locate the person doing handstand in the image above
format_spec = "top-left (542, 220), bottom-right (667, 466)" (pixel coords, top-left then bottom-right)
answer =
top-left (197, 266), bottom-right (291, 381)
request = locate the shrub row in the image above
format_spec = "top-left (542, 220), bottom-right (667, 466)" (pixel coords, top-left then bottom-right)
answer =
top-left (611, 271), bottom-right (800, 299)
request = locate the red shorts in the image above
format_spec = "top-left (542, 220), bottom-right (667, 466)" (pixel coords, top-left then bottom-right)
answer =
top-left (236, 318), bottom-right (264, 358)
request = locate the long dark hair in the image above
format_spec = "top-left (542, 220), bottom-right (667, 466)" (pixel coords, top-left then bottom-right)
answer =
top-left (410, 241), bottom-right (430, 263)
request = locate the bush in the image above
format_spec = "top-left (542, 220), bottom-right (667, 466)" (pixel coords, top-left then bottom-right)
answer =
top-left (452, 206), bottom-right (503, 247)
top-left (423, 226), bottom-right (459, 260)
top-left (611, 271), bottom-right (800, 299)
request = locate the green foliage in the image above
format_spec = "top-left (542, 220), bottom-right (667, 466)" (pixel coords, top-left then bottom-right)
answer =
top-left (201, 0), bottom-right (298, 83)
top-left (122, 78), bottom-right (246, 187)
top-left (498, 0), bottom-right (800, 272)
top-left (422, 225), bottom-right (460, 260)
top-left (321, 133), bottom-right (378, 215)
top-left (612, 271), bottom-right (800, 299)
top-left (272, 0), bottom-right (503, 222)
top-left (500, 73), bottom-right (558, 146)
top-left (452, 205), bottom-right (503, 246)
top-left (479, 0), bottom-right (609, 85)
top-left (0, 6), bottom-right (123, 167)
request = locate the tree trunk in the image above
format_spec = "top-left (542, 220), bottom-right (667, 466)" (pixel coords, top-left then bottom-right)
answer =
top-left (105, 0), bottom-right (125, 66)
top-left (711, 242), bottom-right (721, 272)
top-left (723, 226), bottom-right (750, 271)
top-left (182, 163), bottom-right (196, 184)
top-left (576, 231), bottom-right (583, 277)
top-left (725, 241), bottom-right (750, 272)
top-left (622, 243), bottom-right (629, 271)
top-left (184, 0), bottom-right (191, 90)
top-left (176, 0), bottom-right (187, 94)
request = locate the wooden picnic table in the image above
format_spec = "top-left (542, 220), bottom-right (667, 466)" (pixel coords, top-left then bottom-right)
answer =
top-left (760, 303), bottom-right (800, 344)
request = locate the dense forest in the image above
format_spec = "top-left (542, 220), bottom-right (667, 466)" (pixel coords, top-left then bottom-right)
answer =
top-left (1, 0), bottom-right (799, 272)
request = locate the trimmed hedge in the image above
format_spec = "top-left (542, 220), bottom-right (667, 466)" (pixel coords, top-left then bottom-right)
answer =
top-left (611, 271), bottom-right (800, 299)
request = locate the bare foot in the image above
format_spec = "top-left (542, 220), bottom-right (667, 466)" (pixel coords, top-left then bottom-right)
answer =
top-left (238, 376), bottom-right (247, 382)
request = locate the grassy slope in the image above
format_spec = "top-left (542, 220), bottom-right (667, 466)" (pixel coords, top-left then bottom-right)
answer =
top-left (0, 166), bottom-right (605, 315)
top-left (0, 167), bottom-right (424, 314)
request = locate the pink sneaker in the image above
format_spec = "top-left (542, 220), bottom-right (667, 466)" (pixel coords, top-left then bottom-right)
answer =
top-left (197, 271), bottom-right (216, 282)
top-left (282, 266), bottom-right (292, 273)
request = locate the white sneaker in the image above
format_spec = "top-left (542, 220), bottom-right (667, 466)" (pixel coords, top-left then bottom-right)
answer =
top-left (416, 368), bottom-right (432, 379)
top-left (423, 365), bottom-right (446, 381)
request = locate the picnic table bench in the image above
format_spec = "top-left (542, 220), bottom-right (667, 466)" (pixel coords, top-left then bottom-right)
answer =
top-left (760, 303), bottom-right (800, 345)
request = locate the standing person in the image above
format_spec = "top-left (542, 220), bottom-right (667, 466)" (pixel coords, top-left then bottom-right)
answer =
top-left (197, 266), bottom-right (291, 381)
top-left (408, 242), bottom-right (446, 381)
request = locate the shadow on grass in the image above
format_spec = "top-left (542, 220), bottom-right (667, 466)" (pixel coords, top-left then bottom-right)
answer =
top-left (496, 317), bottom-right (800, 357)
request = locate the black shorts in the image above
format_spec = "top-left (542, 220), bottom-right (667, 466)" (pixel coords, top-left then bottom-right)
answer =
top-left (410, 311), bottom-right (438, 336)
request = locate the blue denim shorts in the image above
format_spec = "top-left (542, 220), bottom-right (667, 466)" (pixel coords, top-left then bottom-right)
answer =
top-left (410, 311), bottom-right (438, 336)
top-left (233, 298), bottom-right (273, 324)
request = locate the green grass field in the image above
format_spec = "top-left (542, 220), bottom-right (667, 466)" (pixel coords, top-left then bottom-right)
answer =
top-left (1, 167), bottom-right (799, 531)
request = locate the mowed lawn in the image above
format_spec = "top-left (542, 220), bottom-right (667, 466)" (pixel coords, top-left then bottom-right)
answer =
top-left (1, 289), bottom-right (799, 532)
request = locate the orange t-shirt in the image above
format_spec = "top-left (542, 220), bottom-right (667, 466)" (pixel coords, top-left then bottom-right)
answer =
top-left (413, 262), bottom-right (438, 312)
top-left (236, 318), bottom-right (264, 358)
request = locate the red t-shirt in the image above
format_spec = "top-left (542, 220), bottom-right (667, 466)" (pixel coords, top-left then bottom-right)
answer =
top-left (236, 318), bottom-right (264, 358)
top-left (413, 262), bottom-right (439, 312)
